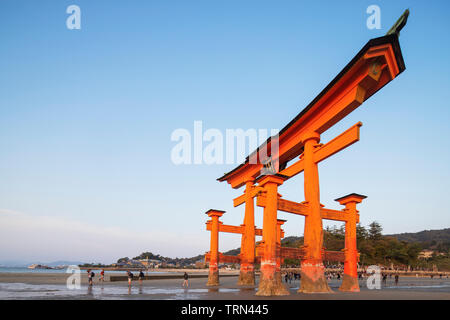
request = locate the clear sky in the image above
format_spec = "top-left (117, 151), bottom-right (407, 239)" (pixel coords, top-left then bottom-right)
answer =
top-left (1, 0), bottom-right (449, 264)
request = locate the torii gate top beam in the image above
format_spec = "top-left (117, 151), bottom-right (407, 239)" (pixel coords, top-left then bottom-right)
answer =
top-left (218, 34), bottom-right (405, 189)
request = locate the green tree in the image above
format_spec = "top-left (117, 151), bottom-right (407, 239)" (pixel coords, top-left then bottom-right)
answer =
top-left (117, 257), bottom-right (129, 263)
top-left (356, 223), bottom-right (368, 241)
top-left (368, 221), bottom-right (383, 240)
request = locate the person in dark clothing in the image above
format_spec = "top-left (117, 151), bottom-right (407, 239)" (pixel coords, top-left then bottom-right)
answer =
top-left (182, 272), bottom-right (189, 287)
top-left (382, 274), bottom-right (387, 285)
top-left (139, 270), bottom-right (145, 285)
top-left (127, 270), bottom-right (133, 287)
top-left (87, 269), bottom-right (94, 286)
top-left (394, 274), bottom-right (399, 285)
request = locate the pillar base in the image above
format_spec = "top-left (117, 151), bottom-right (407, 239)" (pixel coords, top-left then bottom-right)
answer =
top-left (298, 261), bottom-right (333, 293)
top-left (237, 270), bottom-right (255, 286)
top-left (256, 272), bottom-right (290, 296)
top-left (339, 274), bottom-right (360, 292)
top-left (206, 271), bottom-right (219, 286)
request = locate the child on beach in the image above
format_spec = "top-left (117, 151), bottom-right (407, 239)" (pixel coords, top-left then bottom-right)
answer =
top-left (100, 269), bottom-right (105, 283)
top-left (138, 270), bottom-right (145, 285)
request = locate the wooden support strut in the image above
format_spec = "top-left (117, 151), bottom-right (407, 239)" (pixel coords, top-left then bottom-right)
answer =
top-left (256, 195), bottom-right (360, 223)
top-left (279, 122), bottom-right (362, 179)
top-left (205, 221), bottom-right (284, 238)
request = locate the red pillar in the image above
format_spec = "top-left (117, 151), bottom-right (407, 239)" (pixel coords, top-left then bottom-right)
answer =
top-left (206, 209), bottom-right (225, 286)
top-left (238, 179), bottom-right (256, 285)
top-left (255, 174), bottom-right (290, 296)
top-left (299, 132), bottom-right (332, 293)
top-left (336, 193), bottom-right (366, 292)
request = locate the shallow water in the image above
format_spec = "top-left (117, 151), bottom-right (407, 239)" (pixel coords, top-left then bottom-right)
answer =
top-left (0, 282), bottom-right (241, 300)
top-left (1, 278), bottom-right (450, 300)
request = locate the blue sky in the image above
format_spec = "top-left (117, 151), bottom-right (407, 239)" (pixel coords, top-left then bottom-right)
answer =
top-left (1, 0), bottom-right (449, 263)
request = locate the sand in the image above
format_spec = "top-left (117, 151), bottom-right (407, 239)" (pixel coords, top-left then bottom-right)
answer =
top-left (1, 271), bottom-right (450, 300)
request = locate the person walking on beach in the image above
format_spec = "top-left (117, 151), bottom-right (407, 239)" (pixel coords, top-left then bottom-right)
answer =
top-left (100, 269), bottom-right (105, 283)
top-left (127, 270), bottom-right (133, 287)
top-left (182, 272), bottom-right (189, 288)
top-left (87, 269), bottom-right (93, 286)
top-left (138, 270), bottom-right (145, 285)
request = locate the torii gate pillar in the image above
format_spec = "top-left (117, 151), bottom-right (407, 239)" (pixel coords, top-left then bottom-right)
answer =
top-left (256, 174), bottom-right (290, 296)
top-left (238, 180), bottom-right (256, 285)
top-left (336, 194), bottom-right (367, 292)
top-left (299, 132), bottom-right (332, 293)
top-left (206, 209), bottom-right (225, 286)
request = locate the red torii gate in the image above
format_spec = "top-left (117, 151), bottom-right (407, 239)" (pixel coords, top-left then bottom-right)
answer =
top-left (212, 24), bottom-right (406, 295)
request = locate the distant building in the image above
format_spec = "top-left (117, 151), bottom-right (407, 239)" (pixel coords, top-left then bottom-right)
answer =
top-left (418, 250), bottom-right (435, 259)
top-left (138, 259), bottom-right (161, 268)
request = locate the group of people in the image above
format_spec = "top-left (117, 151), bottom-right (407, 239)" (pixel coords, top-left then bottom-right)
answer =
top-left (283, 272), bottom-right (301, 283)
top-left (126, 270), bottom-right (146, 287)
top-left (86, 269), bottom-right (105, 286)
top-left (86, 269), bottom-right (190, 288)
top-left (381, 273), bottom-right (399, 285)
top-left (281, 270), bottom-right (403, 286)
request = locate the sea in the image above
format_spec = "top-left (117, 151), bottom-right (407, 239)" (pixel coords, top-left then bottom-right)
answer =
top-left (0, 267), bottom-right (170, 274)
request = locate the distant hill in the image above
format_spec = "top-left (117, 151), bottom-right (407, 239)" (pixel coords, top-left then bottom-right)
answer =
top-left (388, 228), bottom-right (450, 242)
top-left (223, 248), bottom-right (241, 256)
top-left (130, 252), bottom-right (205, 267)
top-left (388, 228), bottom-right (450, 251)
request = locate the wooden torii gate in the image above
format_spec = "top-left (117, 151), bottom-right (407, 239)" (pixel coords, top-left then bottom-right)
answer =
top-left (213, 30), bottom-right (406, 296)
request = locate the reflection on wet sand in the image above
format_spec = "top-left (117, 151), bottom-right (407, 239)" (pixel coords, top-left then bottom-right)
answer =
top-left (0, 276), bottom-right (450, 300)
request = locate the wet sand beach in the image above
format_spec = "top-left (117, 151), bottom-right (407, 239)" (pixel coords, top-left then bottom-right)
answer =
top-left (1, 272), bottom-right (450, 300)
